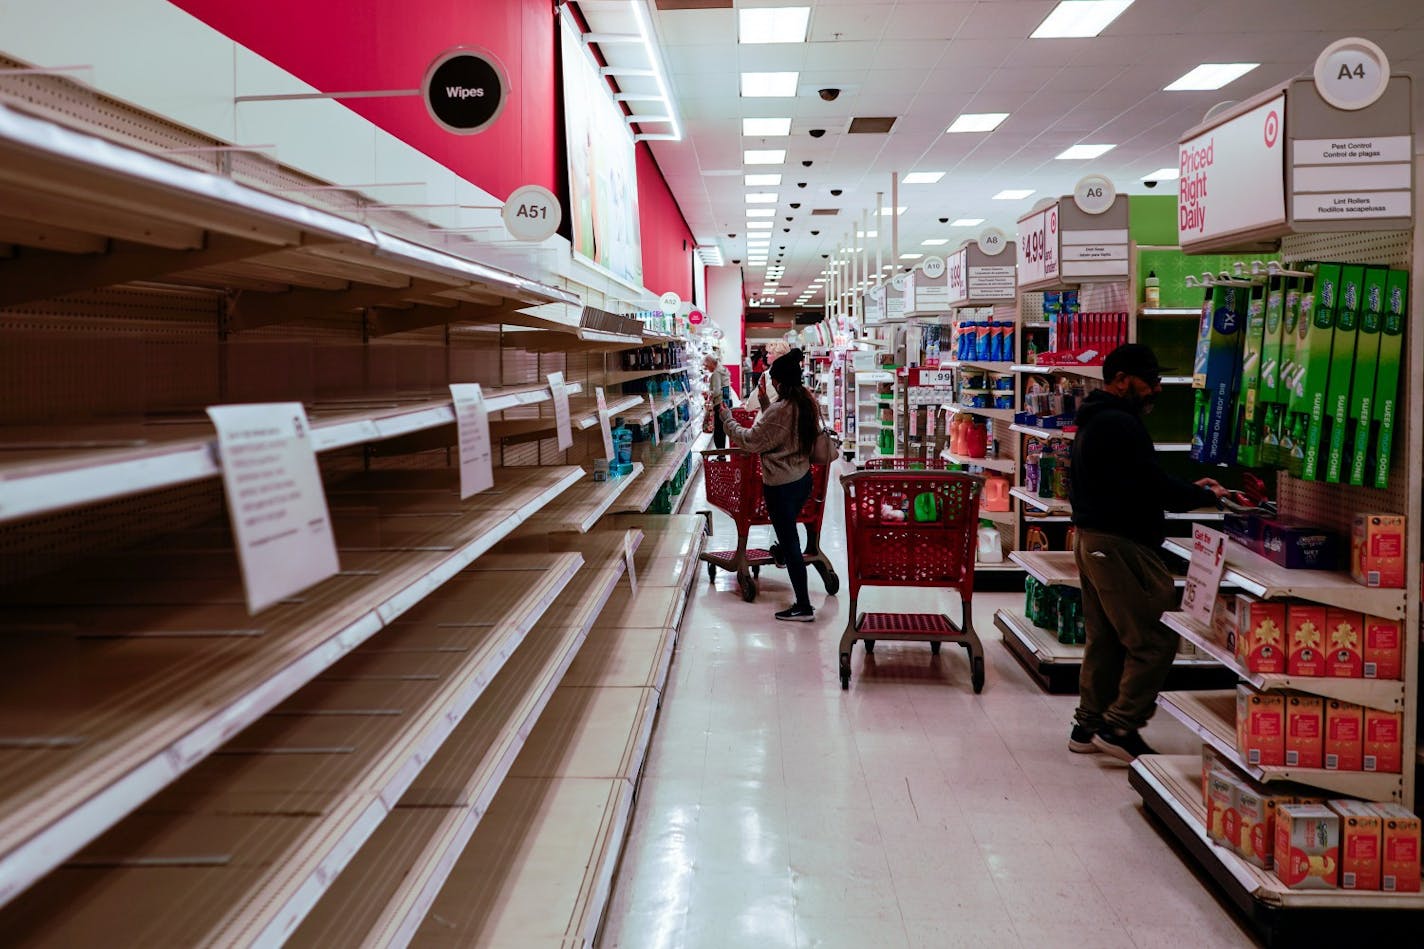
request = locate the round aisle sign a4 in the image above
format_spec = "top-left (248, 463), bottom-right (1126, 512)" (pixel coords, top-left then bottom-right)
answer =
top-left (502, 184), bottom-right (561, 242)
top-left (1314, 37), bottom-right (1391, 111)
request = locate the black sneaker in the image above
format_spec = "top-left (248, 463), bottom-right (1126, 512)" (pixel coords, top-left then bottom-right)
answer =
top-left (1092, 729), bottom-right (1158, 763)
top-left (1068, 723), bottom-right (1099, 754)
top-left (775, 604), bottom-right (815, 622)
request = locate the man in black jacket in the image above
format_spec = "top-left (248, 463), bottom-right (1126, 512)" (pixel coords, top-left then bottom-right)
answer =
top-left (1067, 344), bottom-right (1227, 762)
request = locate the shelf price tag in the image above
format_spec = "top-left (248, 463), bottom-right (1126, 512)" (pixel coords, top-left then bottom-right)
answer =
top-left (623, 529), bottom-right (639, 595)
top-left (595, 386), bottom-right (615, 460)
top-left (450, 383), bottom-right (494, 498)
top-left (648, 394), bottom-right (660, 445)
top-left (547, 371), bottom-right (573, 450)
top-left (1181, 524), bottom-right (1228, 627)
top-left (206, 403), bottom-right (340, 614)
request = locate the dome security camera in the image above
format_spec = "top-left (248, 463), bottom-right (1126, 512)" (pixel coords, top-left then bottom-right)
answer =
top-left (818, 88), bottom-right (840, 102)
top-left (830, 188), bottom-right (842, 197)
top-left (939, 217), bottom-right (949, 224)
top-left (802, 160), bottom-right (813, 167)
top-left (778, 244), bottom-right (786, 249)
top-left (783, 228), bottom-right (791, 233)
top-left (786, 216), bottom-right (793, 222)
top-left (789, 202), bottom-right (801, 209)
top-left (732, 259), bottom-right (741, 265)
top-left (1144, 179), bottom-right (1159, 189)
top-left (728, 233), bottom-right (736, 238)
top-left (810, 230), bottom-right (820, 236)
top-left (821, 253), bottom-right (830, 259)
top-left (797, 182), bottom-right (807, 188)
top-left (809, 128), bottom-right (826, 138)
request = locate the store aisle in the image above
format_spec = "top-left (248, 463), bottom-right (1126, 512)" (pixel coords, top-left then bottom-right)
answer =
top-left (602, 462), bottom-right (1258, 949)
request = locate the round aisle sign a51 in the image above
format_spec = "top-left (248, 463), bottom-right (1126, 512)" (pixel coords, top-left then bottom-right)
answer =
top-left (1073, 174), bottom-right (1116, 215)
top-left (502, 184), bottom-right (561, 242)
top-left (978, 227), bottom-right (1008, 256)
top-left (423, 48), bottom-right (508, 135)
top-left (1314, 37), bottom-right (1391, 111)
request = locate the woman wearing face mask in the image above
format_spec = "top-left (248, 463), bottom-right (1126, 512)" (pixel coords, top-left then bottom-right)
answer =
top-left (712, 348), bottom-right (820, 622)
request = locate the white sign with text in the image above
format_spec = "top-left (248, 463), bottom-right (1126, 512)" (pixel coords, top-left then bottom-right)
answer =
top-left (968, 265), bottom-right (1016, 298)
top-left (206, 403), bottom-right (340, 614)
top-left (1178, 94), bottom-right (1286, 246)
top-left (547, 372), bottom-right (573, 450)
top-left (1181, 524), bottom-right (1229, 627)
top-left (595, 386), bottom-right (615, 459)
top-left (450, 383), bottom-right (495, 498)
top-left (1017, 205), bottom-right (1059, 285)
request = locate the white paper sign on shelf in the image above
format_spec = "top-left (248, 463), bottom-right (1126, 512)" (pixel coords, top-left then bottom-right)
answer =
top-left (205, 403), bottom-right (340, 614)
top-left (623, 529), bottom-right (639, 595)
top-left (450, 383), bottom-right (494, 498)
top-left (594, 386), bottom-right (614, 459)
top-left (647, 394), bottom-right (659, 445)
top-left (887, 273), bottom-right (909, 318)
top-left (1178, 94), bottom-right (1286, 246)
top-left (1181, 524), bottom-right (1229, 627)
top-left (865, 284), bottom-right (887, 325)
top-left (968, 265), bottom-right (1016, 298)
top-left (547, 371), bottom-right (573, 450)
top-left (1290, 136), bottom-right (1413, 221)
top-left (1016, 205), bottom-right (1059, 285)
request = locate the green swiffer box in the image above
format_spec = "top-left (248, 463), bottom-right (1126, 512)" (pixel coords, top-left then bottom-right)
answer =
top-left (1271, 278), bottom-right (1306, 470)
top-left (1257, 277), bottom-right (1286, 466)
top-left (1235, 281), bottom-right (1268, 467)
top-left (1296, 262), bottom-right (1341, 481)
top-left (1347, 268), bottom-right (1388, 486)
top-left (1372, 269), bottom-right (1407, 489)
top-left (1323, 264), bottom-right (1364, 483)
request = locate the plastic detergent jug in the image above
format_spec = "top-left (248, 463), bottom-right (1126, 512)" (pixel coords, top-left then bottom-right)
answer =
top-left (981, 474), bottom-right (1010, 512)
top-left (611, 418), bottom-right (633, 476)
top-left (976, 519), bottom-right (1004, 563)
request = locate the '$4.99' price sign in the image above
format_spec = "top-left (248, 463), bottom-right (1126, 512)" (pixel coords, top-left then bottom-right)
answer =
top-left (1017, 205), bottom-right (1058, 285)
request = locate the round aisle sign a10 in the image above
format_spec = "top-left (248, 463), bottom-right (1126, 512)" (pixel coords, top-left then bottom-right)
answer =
top-left (423, 48), bottom-right (508, 135)
top-left (919, 255), bottom-right (946, 279)
top-left (1073, 174), bottom-right (1116, 215)
top-left (659, 291), bottom-right (682, 314)
top-left (502, 185), bottom-right (561, 242)
top-left (688, 308), bottom-right (705, 326)
top-left (1314, 37), bottom-right (1391, 111)
top-left (978, 227), bottom-right (1008, 256)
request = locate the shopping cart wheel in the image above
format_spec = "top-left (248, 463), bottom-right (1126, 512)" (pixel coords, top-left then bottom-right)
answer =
top-left (822, 569), bottom-right (839, 596)
top-left (737, 573), bottom-right (758, 602)
top-left (971, 657), bottom-right (985, 694)
top-left (839, 653), bottom-right (851, 690)
top-left (864, 639), bottom-right (875, 654)
top-left (707, 563), bottom-right (717, 583)
top-left (930, 640), bottom-right (942, 656)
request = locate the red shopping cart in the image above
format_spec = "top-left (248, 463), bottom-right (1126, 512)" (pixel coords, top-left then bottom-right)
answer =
top-left (837, 469), bottom-right (984, 692)
top-left (862, 457), bottom-right (955, 471)
top-left (700, 409), bottom-right (839, 602)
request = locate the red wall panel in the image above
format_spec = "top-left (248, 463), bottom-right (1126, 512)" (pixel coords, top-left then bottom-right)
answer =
top-left (635, 143), bottom-right (697, 300)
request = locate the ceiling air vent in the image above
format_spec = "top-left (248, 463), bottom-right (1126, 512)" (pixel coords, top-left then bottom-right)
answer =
top-left (847, 116), bottom-right (896, 134)
top-left (810, 208), bottom-right (839, 216)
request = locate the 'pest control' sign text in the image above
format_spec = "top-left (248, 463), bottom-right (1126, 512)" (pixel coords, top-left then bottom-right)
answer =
top-left (1177, 95), bottom-right (1286, 247)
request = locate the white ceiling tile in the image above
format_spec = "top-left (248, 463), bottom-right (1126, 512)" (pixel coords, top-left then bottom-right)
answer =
top-left (881, 3), bottom-right (977, 40)
top-left (954, 1), bottom-right (1058, 39)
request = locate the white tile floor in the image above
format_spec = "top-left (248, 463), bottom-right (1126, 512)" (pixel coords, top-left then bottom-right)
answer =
top-left (602, 462), bottom-right (1258, 948)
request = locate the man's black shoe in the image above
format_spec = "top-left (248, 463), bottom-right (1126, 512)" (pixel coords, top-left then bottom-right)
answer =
top-left (775, 604), bottom-right (815, 622)
top-left (1092, 729), bottom-right (1157, 762)
top-left (1068, 723), bottom-right (1099, 754)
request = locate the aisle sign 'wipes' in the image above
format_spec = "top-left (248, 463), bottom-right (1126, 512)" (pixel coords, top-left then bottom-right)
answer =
top-left (1017, 205), bottom-right (1058, 285)
top-left (206, 403), bottom-right (340, 614)
top-left (450, 383), bottom-right (494, 498)
top-left (423, 48), bottom-right (508, 135)
top-left (595, 386), bottom-right (615, 460)
top-left (502, 184), bottom-right (561, 242)
top-left (1181, 524), bottom-right (1229, 627)
top-left (547, 372), bottom-right (573, 450)
top-left (1178, 95), bottom-right (1286, 246)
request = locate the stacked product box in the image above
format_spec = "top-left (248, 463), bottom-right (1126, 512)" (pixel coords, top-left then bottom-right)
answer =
top-left (1221, 510), bottom-right (1407, 592)
top-left (1220, 594), bottom-right (1403, 682)
top-left (1234, 684), bottom-right (1402, 774)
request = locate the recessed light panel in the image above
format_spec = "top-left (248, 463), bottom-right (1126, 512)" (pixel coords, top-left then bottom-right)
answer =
top-left (1056, 143), bottom-right (1116, 160)
top-left (738, 7), bottom-right (811, 44)
top-left (1143, 167), bottom-right (1181, 180)
top-left (745, 149), bottom-right (787, 164)
top-left (746, 209), bottom-right (775, 217)
top-left (921, 238), bottom-right (950, 246)
top-left (946, 112), bottom-right (1009, 133)
top-left (1031, 1), bottom-right (1134, 39)
top-left (1165, 63), bottom-right (1259, 91)
top-left (951, 218), bottom-right (984, 226)
top-left (745, 173), bottom-right (782, 186)
top-left (740, 72), bottom-right (799, 98)
top-left (748, 221), bottom-right (773, 229)
top-left (903, 171), bottom-right (945, 184)
top-left (993, 189), bottom-right (1034, 200)
top-left (900, 253), bottom-right (923, 260)
top-left (879, 206), bottom-right (907, 216)
top-left (743, 117), bottom-right (792, 136)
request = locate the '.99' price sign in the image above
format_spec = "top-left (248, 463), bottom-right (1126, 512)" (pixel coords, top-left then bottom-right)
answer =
top-left (1016, 205), bottom-right (1058, 286)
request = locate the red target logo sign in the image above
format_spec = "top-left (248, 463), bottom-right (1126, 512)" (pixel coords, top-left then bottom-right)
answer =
top-left (1264, 110), bottom-right (1280, 147)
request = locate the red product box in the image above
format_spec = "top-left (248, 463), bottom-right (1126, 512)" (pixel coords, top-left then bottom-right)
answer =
top-left (1351, 513), bottom-right (1405, 588)
top-left (1234, 596), bottom-right (1286, 674)
top-left (1285, 695), bottom-right (1324, 769)
top-left (1287, 604), bottom-right (1327, 676)
top-left (1236, 685), bottom-right (1285, 767)
top-left (1331, 801), bottom-right (1382, 891)
top-left (1364, 708), bottom-right (1403, 774)
top-left (1363, 615), bottom-right (1403, 680)
top-left (1274, 804), bottom-right (1339, 889)
top-left (1375, 803), bottom-right (1422, 893)
top-left (1324, 700), bottom-right (1364, 771)
top-left (1323, 608), bottom-right (1363, 678)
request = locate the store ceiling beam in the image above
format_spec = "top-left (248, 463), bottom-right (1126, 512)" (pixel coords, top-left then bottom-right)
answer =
top-left (0, 232), bottom-right (283, 308)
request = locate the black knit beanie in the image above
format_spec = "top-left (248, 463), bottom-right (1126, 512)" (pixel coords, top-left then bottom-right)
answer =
top-left (768, 348), bottom-right (804, 387)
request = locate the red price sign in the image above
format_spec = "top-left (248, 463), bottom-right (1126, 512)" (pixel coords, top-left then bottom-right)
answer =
top-left (945, 248), bottom-right (968, 304)
top-left (688, 308), bottom-right (705, 326)
top-left (1017, 206), bottom-right (1059, 284)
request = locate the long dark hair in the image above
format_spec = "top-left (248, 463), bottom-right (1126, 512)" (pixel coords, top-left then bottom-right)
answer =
top-left (770, 349), bottom-right (818, 454)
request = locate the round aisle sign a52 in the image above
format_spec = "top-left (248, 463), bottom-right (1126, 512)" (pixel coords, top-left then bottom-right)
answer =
top-left (659, 291), bottom-right (682, 314)
top-left (423, 48), bottom-right (509, 135)
top-left (502, 184), bottom-right (561, 242)
top-left (1314, 37), bottom-right (1391, 111)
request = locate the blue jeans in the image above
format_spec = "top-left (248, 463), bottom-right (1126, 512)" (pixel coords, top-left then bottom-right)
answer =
top-left (763, 471), bottom-right (812, 608)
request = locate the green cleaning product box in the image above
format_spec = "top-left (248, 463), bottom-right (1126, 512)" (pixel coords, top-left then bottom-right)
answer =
top-left (1347, 268), bottom-right (1389, 486)
top-left (1191, 283), bottom-right (1245, 465)
top-left (1294, 263), bottom-right (1341, 481)
top-left (1257, 277), bottom-right (1286, 467)
top-left (1323, 265), bottom-right (1364, 483)
top-left (1372, 270), bottom-right (1407, 489)
top-left (1236, 282), bottom-right (1269, 466)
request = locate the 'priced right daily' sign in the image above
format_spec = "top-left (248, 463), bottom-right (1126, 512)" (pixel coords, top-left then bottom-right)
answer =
top-left (1178, 95), bottom-right (1286, 246)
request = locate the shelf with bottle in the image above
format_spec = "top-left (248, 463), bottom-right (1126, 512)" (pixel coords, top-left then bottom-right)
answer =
top-left (947, 404), bottom-right (1017, 422)
top-left (1009, 422), bottom-right (1075, 441)
top-left (1010, 486), bottom-right (1070, 516)
top-left (940, 450), bottom-right (1015, 474)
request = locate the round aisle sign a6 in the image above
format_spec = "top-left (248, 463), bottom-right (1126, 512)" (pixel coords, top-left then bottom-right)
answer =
top-left (1314, 37), bottom-right (1390, 111)
top-left (423, 48), bottom-right (508, 135)
top-left (659, 291), bottom-right (681, 314)
top-left (919, 255), bottom-right (946, 279)
top-left (688, 308), bottom-right (705, 326)
top-left (502, 185), bottom-right (561, 242)
top-left (1073, 174), bottom-right (1116, 215)
top-left (978, 227), bottom-right (1008, 256)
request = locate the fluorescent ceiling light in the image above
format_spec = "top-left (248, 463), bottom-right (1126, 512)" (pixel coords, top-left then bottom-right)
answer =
top-left (951, 217), bottom-right (984, 226)
top-left (746, 192), bottom-right (778, 203)
top-left (922, 238), bottom-right (950, 246)
top-left (741, 10), bottom-right (813, 49)
top-left (879, 206), bottom-right (907, 216)
top-left (1143, 167), bottom-right (1180, 180)
top-left (856, 230), bottom-right (878, 238)
top-left (993, 188), bottom-right (1034, 200)
top-left (740, 71), bottom-right (799, 98)
top-left (628, 0), bottom-right (682, 142)
top-left (745, 149), bottom-right (787, 164)
top-left (1031, 1), bottom-right (1134, 39)
top-left (745, 173), bottom-right (782, 186)
top-left (900, 253), bottom-right (924, 260)
top-left (743, 117), bottom-right (792, 136)
top-left (1056, 143), bottom-right (1116, 160)
top-left (748, 221), bottom-right (773, 229)
top-left (1165, 63), bottom-right (1259, 91)
top-left (903, 171), bottom-right (945, 184)
top-left (946, 112), bottom-right (1009, 133)
top-left (746, 209), bottom-right (775, 217)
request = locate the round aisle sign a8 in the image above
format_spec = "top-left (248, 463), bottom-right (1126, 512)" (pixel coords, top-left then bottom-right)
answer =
top-left (423, 48), bottom-right (508, 135)
top-left (1314, 37), bottom-right (1390, 111)
top-left (502, 184), bottom-right (561, 242)
top-left (919, 255), bottom-right (946, 279)
top-left (978, 227), bottom-right (1008, 256)
top-left (1073, 174), bottom-right (1116, 215)
top-left (659, 291), bottom-right (681, 314)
